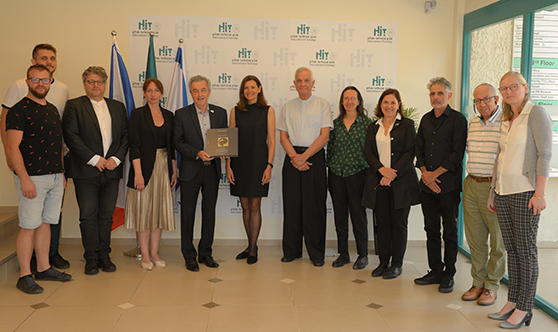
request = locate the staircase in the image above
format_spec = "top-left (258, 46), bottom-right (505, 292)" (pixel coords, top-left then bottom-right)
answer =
top-left (0, 207), bottom-right (19, 284)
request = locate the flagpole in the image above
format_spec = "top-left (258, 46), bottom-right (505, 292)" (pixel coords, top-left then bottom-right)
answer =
top-left (110, 30), bottom-right (141, 258)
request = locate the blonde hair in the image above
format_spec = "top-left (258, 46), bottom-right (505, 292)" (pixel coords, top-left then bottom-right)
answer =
top-left (500, 71), bottom-right (529, 121)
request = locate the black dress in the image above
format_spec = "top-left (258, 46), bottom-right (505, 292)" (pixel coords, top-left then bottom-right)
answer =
top-left (230, 103), bottom-right (270, 197)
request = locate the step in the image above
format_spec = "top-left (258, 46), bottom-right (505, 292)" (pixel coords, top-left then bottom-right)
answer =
top-left (0, 207), bottom-right (19, 285)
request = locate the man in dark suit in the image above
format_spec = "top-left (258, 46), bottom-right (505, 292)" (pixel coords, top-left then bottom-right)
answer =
top-left (63, 66), bottom-right (128, 275)
top-left (174, 75), bottom-right (227, 272)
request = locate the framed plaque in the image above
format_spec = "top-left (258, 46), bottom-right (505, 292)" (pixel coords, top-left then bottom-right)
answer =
top-left (207, 127), bottom-right (238, 157)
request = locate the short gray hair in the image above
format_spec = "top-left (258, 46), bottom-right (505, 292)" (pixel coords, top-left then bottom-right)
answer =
top-left (427, 77), bottom-right (452, 92)
top-left (294, 67), bottom-right (313, 80)
top-left (82, 66), bottom-right (108, 83)
top-left (189, 75), bottom-right (211, 91)
top-left (475, 83), bottom-right (497, 96)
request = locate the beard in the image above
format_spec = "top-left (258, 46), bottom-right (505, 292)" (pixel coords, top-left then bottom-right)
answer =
top-left (29, 85), bottom-right (49, 99)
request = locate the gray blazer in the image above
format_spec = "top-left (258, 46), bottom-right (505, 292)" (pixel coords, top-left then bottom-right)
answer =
top-left (492, 103), bottom-right (552, 190)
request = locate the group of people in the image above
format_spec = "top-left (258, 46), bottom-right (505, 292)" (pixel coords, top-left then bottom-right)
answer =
top-left (1, 43), bottom-right (552, 330)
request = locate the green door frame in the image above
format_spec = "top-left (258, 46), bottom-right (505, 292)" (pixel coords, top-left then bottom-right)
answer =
top-left (460, 0), bottom-right (558, 322)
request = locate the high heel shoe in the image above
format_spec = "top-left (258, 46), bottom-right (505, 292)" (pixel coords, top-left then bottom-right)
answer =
top-left (499, 312), bottom-right (532, 329)
top-left (488, 309), bottom-right (515, 321)
top-left (140, 261), bottom-right (153, 271)
top-left (236, 248), bottom-right (250, 260)
top-left (151, 257), bottom-right (166, 268)
top-left (247, 254), bottom-right (258, 265)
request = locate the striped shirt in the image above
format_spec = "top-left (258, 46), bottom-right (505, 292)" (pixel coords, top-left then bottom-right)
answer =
top-left (466, 106), bottom-right (502, 177)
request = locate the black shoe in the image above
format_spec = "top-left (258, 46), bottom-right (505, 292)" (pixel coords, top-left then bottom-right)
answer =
top-left (16, 275), bottom-right (43, 294)
top-left (312, 259), bottom-right (325, 267)
top-left (84, 259), bottom-right (99, 275)
top-left (383, 266), bottom-right (402, 279)
top-left (49, 252), bottom-right (70, 269)
top-left (236, 249), bottom-right (249, 260)
top-left (438, 276), bottom-right (454, 293)
top-left (97, 258), bottom-right (116, 272)
top-left (247, 255), bottom-right (258, 265)
top-left (185, 258), bottom-right (199, 272)
top-left (414, 270), bottom-right (442, 285)
top-left (353, 256), bottom-right (369, 270)
top-left (332, 254), bottom-right (350, 268)
top-left (34, 267), bottom-right (72, 281)
top-left (198, 255), bottom-right (219, 268)
top-left (371, 263), bottom-right (389, 277)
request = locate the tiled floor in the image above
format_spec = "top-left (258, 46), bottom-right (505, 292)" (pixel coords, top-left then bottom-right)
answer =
top-left (1, 244), bottom-right (557, 332)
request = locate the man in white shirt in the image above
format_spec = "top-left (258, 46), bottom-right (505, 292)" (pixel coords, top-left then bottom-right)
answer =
top-left (278, 67), bottom-right (332, 267)
top-left (63, 66), bottom-right (128, 276)
top-left (1, 43), bottom-right (70, 270)
top-left (461, 83), bottom-right (505, 306)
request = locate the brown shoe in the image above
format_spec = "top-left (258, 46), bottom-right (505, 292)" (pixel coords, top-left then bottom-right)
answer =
top-left (461, 286), bottom-right (484, 301)
top-left (477, 289), bottom-right (497, 306)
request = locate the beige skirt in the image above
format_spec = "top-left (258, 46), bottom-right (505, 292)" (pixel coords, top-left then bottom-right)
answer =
top-left (125, 149), bottom-right (175, 232)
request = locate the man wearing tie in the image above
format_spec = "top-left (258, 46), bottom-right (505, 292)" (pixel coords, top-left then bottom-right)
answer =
top-left (174, 75), bottom-right (227, 272)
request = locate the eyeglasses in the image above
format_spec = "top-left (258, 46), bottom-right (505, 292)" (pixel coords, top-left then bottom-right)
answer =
top-left (28, 77), bottom-right (52, 84)
top-left (343, 97), bottom-right (357, 102)
top-left (473, 96), bottom-right (496, 105)
top-left (498, 84), bottom-right (523, 93)
top-left (86, 80), bottom-right (106, 85)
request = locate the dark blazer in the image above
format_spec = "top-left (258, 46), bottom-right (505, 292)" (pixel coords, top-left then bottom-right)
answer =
top-left (362, 116), bottom-right (420, 210)
top-left (126, 105), bottom-right (175, 188)
top-left (174, 103), bottom-right (227, 182)
top-left (63, 95), bottom-right (128, 180)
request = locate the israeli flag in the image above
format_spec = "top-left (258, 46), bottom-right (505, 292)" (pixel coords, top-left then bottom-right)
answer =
top-left (166, 41), bottom-right (188, 113)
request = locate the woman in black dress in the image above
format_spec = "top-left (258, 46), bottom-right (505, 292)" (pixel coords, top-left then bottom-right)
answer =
top-left (226, 75), bottom-right (276, 265)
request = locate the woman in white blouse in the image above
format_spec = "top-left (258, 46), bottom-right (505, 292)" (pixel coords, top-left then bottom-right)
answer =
top-left (488, 71), bottom-right (552, 329)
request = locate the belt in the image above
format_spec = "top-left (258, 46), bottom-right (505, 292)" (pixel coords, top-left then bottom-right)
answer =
top-left (470, 175), bottom-right (491, 182)
top-left (203, 160), bottom-right (215, 166)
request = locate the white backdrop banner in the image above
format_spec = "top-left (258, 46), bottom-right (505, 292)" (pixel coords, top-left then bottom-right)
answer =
top-left (128, 15), bottom-right (398, 218)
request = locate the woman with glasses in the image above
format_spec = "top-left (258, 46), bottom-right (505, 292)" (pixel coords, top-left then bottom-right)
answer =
top-left (125, 78), bottom-right (177, 270)
top-left (487, 71), bottom-right (552, 329)
top-left (327, 86), bottom-right (372, 270)
top-left (362, 89), bottom-right (420, 279)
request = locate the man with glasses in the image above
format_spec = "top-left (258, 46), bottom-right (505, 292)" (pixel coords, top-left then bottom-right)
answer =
top-left (278, 67), bottom-right (332, 267)
top-left (63, 66), bottom-right (128, 275)
top-left (6, 64), bottom-right (71, 293)
top-left (1, 44), bottom-right (71, 270)
top-left (415, 77), bottom-right (468, 293)
top-left (461, 83), bottom-right (505, 306)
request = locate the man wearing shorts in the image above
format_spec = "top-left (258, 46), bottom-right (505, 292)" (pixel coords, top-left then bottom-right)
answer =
top-left (5, 64), bottom-right (71, 294)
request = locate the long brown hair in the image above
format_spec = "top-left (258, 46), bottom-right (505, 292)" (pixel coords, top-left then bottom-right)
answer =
top-left (337, 86), bottom-right (367, 120)
top-left (374, 88), bottom-right (403, 118)
top-left (236, 75), bottom-right (268, 111)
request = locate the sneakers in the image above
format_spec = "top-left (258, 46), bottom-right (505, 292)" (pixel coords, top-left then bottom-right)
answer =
top-left (16, 275), bottom-right (44, 294)
top-left (414, 270), bottom-right (443, 285)
top-left (97, 257), bottom-right (117, 272)
top-left (34, 267), bottom-right (72, 281)
top-left (438, 276), bottom-right (454, 293)
top-left (49, 252), bottom-right (70, 269)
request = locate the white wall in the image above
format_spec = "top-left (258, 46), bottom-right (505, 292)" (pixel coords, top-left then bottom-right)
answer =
top-left (1, 0), bottom-right (516, 244)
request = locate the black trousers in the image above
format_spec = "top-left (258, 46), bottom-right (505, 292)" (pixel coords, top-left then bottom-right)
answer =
top-left (180, 162), bottom-right (219, 260)
top-left (74, 174), bottom-right (119, 261)
top-left (420, 190), bottom-right (460, 277)
top-left (328, 169), bottom-right (368, 257)
top-left (282, 147), bottom-right (327, 262)
top-left (374, 189), bottom-right (410, 267)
